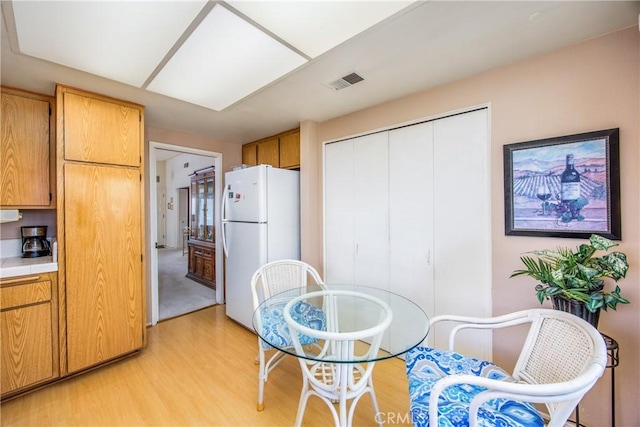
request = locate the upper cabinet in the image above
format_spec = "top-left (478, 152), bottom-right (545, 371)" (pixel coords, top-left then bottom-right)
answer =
top-left (242, 128), bottom-right (300, 169)
top-left (1, 86), bottom-right (55, 208)
top-left (62, 89), bottom-right (141, 167)
top-left (242, 143), bottom-right (258, 166)
top-left (279, 130), bottom-right (301, 169)
top-left (256, 137), bottom-right (279, 168)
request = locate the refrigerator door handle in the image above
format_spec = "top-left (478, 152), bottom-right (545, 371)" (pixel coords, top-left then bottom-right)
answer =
top-left (221, 186), bottom-right (229, 257)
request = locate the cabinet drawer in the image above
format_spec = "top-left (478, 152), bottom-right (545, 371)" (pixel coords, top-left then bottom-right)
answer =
top-left (200, 248), bottom-right (213, 259)
top-left (0, 280), bottom-right (51, 310)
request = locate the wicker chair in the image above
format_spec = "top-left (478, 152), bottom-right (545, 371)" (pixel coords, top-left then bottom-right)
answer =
top-left (250, 259), bottom-right (326, 411)
top-left (284, 290), bottom-right (393, 427)
top-left (405, 308), bottom-right (607, 427)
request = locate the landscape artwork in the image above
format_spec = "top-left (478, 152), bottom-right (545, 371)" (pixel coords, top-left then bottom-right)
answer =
top-left (504, 128), bottom-right (620, 239)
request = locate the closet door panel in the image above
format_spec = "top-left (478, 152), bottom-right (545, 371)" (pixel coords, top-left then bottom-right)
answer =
top-left (389, 122), bottom-right (434, 353)
top-left (353, 133), bottom-right (389, 291)
top-left (324, 140), bottom-right (355, 284)
top-left (433, 109), bottom-right (491, 359)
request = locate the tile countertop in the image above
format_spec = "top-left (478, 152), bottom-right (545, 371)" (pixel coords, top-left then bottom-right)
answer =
top-left (0, 256), bottom-right (58, 279)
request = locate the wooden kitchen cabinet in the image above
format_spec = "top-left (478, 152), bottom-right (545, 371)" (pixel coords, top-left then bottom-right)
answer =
top-left (242, 143), bottom-right (258, 166)
top-left (62, 90), bottom-right (141, 166)
top-left (0, 272), bottom-right (59, 398)
top-left (278, 129), bottom-right (300, 169)
top-left (187, 167), bottom-right (216, 289)
top-left (0, 86), bottom-right (56, 208)
top-left (256, 137), bottom-right (279, 167)
top-left (56, 85), bottom-right (145, 375)
top-left (241, 128), bottom-right (300, 169)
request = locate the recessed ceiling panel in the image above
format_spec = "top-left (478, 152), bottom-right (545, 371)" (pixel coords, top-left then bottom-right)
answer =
top-left (227, 0), bottom-right (416, 58)
top-left (12, 0), bottom-right (208, 87)
top-left (146, 5), bottom-right (307, 111)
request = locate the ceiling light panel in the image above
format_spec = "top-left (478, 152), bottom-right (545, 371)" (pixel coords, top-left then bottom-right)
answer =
top-left (11, 0), bottom-right (208, 87)
top-left (146, 5), bottom-right (307, 111)
top-left (226, 0), bottom-right (416, 58)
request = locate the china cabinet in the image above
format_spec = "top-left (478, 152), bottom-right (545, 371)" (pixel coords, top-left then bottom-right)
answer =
top-left (187, 167), bottom-right (216, 289)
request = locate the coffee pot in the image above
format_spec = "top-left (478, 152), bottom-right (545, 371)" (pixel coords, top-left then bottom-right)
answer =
top-left (21, 226), bottom-right (51, 258)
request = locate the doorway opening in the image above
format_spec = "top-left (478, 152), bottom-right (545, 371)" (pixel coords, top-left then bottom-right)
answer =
top-left (149, 142), bottom-right (223, 325)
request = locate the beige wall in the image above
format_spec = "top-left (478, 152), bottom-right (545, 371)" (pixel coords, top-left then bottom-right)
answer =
top-left (303, 27), bottom-right (639, 426)
top-left (146, 126), bottom-right (242, 174)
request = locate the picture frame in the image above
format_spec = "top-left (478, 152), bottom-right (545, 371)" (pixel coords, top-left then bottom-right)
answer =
top-left (504, 128), bottom-right (620, 239)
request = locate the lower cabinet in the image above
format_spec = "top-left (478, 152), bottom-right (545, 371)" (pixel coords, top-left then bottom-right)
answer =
top-left (186, 241), bottom-right (215, 289)
top-left (0, 272), bottom-right (58, 398)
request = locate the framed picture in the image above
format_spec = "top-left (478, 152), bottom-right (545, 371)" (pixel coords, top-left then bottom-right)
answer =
top-left (504, 128), bottom-right (620, 239)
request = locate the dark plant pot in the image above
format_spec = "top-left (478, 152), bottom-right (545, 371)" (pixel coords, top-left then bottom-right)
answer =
top-left (551, 295), bottom-right (600, 329)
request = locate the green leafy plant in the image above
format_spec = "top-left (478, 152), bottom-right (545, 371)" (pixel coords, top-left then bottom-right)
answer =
top-left (511, 234), bottom-right (629, 313)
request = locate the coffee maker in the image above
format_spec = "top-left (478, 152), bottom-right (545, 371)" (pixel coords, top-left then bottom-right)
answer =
top-left (21, 226), bottom-right (51, 258)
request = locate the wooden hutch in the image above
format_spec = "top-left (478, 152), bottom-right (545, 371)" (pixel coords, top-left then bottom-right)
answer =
top-left (186, 166), bottom-right (215, 289)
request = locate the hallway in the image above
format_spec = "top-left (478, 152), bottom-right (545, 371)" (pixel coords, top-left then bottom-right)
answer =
top-left (158, 247), bottom-right (216, 320)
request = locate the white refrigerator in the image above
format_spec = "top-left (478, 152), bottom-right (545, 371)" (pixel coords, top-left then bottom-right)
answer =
top-left (222, 165), bottom-right (300, 329)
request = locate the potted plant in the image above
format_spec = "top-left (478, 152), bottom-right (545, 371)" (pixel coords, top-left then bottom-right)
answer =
top-left (510, 234), bottom-right (629, 328)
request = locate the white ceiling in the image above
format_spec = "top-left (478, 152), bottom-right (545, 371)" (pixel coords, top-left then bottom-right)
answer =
top-left (1, 1), bottom-right (639, 145)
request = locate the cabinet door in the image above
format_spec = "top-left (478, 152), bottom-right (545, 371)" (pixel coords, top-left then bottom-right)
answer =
top-left (63, 92), bottom-right (141, 167)
top-left (279, 131), bottom-right (300, 169)
top-left (0, 92), bottom-right (52, 207)
top-left (196, 178), bottom-right (206, 240)
top-left (242, 143), bottom-right (257, 166)
top-left (0, 276), bottom-right (56, 396)
top-left (257, 137), bottom-right (279, 167)
top-left (190, 180), bottom-right (197, 239)
top-left (64, 162), bottom-right (143, 373)
top-left (1, 304), bottom-right (54, 394)
top-left (205, 175), bottom-right (214, 242)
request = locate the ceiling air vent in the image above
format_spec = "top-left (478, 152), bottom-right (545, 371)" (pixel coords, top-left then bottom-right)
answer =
top-left (326, 72), bottom-right (365, 91)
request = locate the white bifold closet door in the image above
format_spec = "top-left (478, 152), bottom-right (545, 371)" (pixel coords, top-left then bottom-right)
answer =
top-left (324, 108), bottom-right (490, 360)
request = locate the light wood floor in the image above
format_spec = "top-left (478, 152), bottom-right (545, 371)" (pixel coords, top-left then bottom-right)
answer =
top-left (0, 305), bottom-right (413, 426)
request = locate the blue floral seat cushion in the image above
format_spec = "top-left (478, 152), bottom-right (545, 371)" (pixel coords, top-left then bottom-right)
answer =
top-left (260, 301), bottom-right (326, 349)
top-left (405, 346), bottom-right (545, 427)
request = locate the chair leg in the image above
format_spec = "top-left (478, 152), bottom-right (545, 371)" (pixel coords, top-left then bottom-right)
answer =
top-left (257, 348), bottom-right (266, 411)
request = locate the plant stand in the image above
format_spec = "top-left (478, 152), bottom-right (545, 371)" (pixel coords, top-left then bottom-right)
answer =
top-left (573, 332), bottom-right (619, 427)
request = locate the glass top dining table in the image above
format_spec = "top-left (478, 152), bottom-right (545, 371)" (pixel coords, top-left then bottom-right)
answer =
top-left (252, 284), bottom-right (430, 363)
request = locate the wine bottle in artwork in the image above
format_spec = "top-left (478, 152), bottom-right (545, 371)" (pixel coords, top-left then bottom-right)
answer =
top-left (561, 154), bottom-right (581, 201)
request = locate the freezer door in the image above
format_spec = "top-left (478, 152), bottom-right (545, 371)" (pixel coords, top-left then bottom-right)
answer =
top-left (224, 166), bottom-right (267, 223)
top-left (224, 222), bottom-right (267, 330)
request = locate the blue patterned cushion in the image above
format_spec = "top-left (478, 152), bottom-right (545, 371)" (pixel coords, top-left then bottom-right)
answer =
top-left (260, 301), bottom-right (326, 350)
top-left (405, 347), bottom-right (545, 427)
